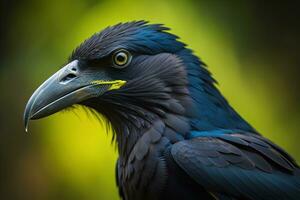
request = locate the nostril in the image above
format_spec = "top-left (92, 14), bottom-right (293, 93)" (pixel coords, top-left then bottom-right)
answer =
top-left (65, 73), bottom-right (76, 80)
top-left (71, 67), bottom-right (77, 72)
top-left (60, 73), bottom-right (77, 84)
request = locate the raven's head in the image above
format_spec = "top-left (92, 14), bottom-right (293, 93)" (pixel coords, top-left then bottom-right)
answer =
top-left (24, 21), bottom-right (255, 154)
top-left (24, 21), bottom-right (197, 135)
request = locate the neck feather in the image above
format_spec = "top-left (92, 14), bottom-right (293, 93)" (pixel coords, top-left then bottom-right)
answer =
top-left (90, 49), bottom-right (255, 159)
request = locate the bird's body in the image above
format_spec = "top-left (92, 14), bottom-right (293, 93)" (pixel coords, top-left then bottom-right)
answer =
top-left (24, 21), bottom-right (300, 200)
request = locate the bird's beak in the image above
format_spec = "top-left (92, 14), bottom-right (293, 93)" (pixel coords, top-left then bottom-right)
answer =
top-left (24, 60), bottom-right (126, 132)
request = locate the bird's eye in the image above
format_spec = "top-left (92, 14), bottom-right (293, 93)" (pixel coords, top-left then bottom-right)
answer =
top-left (112, 49), bottom-right (132, 68)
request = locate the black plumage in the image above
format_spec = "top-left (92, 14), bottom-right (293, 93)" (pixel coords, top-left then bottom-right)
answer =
top-left (24, 21), bottom-right (300, 200)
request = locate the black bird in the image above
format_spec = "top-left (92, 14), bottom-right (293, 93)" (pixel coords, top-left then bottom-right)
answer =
top-left (24, 21), bottom-right (300, 200)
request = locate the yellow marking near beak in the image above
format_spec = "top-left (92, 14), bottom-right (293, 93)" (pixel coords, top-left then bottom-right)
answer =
top-left (91, 80), bottom-right (127, 90)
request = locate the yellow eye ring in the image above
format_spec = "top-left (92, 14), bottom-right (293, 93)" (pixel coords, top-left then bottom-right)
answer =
top-left (113, 49), bottom-right (132, 68)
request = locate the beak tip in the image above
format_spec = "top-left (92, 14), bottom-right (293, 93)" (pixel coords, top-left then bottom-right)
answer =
top-left (24, 103), bottom-right (32, 133)
top-left (24, 118), bottom-right (29, 133)
top-left (24, 120), bottom-right (29, 133)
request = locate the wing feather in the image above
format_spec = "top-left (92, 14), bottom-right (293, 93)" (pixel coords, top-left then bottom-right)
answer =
top-left (171, 133), bottom-right (300, 199)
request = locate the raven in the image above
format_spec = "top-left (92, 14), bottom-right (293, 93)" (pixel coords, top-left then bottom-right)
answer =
top-left (24, 21), bottom-right (300, 200)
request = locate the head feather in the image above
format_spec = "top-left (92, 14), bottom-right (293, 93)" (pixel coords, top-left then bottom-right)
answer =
top-left (70, 20), bottom-right (185, 60)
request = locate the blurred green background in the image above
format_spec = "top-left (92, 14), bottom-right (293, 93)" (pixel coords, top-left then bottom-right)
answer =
top-left (1, 0), bottom-right (300, 199)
